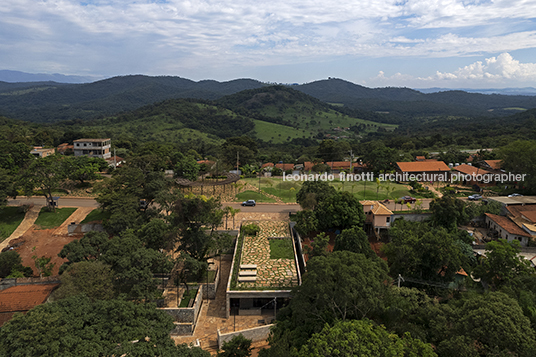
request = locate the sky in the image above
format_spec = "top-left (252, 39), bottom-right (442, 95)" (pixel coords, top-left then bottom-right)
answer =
top-left (2, 0), bottom-right (536, 88)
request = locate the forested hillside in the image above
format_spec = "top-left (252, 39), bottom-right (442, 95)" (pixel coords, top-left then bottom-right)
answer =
top-left (2, 75), bottom-right (536, 125)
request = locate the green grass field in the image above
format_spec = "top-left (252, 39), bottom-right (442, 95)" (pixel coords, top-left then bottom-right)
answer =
top-left (253, 120), bottom-right (315, 143)
top-left (80, 209), bottom-right (111, 224)
top-left (34, 207), bottom-right (77, 229)
top-left (239, 178), bottom-right (424, 202)
top-left (0, 207), bottom-right (26, 242)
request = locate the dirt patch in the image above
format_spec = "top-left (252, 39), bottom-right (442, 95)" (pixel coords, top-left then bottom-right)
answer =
top-left (10, 228), bottom-right (83, 276)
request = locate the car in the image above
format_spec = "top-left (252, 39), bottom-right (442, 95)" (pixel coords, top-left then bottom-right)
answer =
top-left (468, 194), bottom-right (483, 201)
top-left (400, 196), bottom-right (416, 203)
top-left (241, 200), bottom-right (256, 206)
top-left (508, 193), bottom-right (523, 197)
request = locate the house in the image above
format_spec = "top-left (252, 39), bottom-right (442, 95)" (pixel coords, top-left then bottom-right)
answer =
top-left (226, 221), bottom-right (301, 318)
top-left (484, 213), bottom-right (532, 246)
top-left (396, 161), bottom-right (451, 182)
top-left (452, 164), bottom-right (495, 186)
top-left (325, 161), bottom-right (353, 173)
top-left (73, 138), bottom-right (111, 159)
top-left (361, 200), bottom-right (393, 234)
top-left (275, 163), bottom-right (294, 171)
top-left (0, 283), bottom-right (59, 327)
top-left (30, 147), bottom-right (55, 158)
top-left (482, 160), bottom-right (503, 172)
top-left (506, 205), bottom-right (536, 238)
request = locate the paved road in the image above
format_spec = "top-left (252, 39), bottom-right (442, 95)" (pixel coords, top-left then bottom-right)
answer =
top-left (8, 197), bottom-right (301, 213)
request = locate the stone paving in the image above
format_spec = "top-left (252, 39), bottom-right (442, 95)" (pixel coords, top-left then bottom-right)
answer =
top-left (238, 220), bottom-right (298, 290)
top-left (173, 258), bottom-right (276, 355)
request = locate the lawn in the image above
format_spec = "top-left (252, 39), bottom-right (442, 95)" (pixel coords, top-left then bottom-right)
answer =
top-left (269, 238), bottom-right (295, 260)
top-left (179, 288), bottom-right (198, 307)
top-left (80, 209), bottom-right (111, 224)
top-left (235, 190), bottom-right (276, 203)
top-left (34, 207), bottom-right (77, 229)
top-left (0, 207), bottom-right (26, 242)
top-left (240, 178), bottom-right (416, 202)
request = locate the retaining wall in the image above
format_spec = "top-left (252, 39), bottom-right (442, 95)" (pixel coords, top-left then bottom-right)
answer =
top-left (217, 324), bottom-right (273, 349)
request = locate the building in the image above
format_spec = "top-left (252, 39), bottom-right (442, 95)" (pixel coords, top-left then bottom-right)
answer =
top-left (484, 213), bottom-right (532, 246)
top-left (56, 143), bottom-right (74, 155)
top-left (226, 220), bottom-right (302, 318)
top-left (73, 138), bottom-right (111, 159)
top-left (361, 200), bottom-right (394, 234)
top-left (396, 161), bottom-right (451, 182)
top-left (452, 164), bottom-right (495, 186)
top-left (30, 147), bottom-right (55, 158)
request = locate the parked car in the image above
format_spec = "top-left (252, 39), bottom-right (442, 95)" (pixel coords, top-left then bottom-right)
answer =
top-left (508, 193), bottom-right (523, 197)
top-left (468, 194), bottom-right (483, 201)
top-left (400, 196), bottom-right (416, 203)
top-left (241, 199), bottom-right (256, 206)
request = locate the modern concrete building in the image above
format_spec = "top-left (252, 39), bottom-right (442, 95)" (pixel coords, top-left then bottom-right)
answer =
top-left (226, 220), bottom-right (303, 318)
top-left (73, 138), bottom-right (111, 159)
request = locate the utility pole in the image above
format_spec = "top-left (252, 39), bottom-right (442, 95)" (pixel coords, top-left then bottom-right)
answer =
top-left (236, 151), bottom-right (239, 174)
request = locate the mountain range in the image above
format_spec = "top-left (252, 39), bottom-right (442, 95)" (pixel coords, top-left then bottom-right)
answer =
top-left (1, 73), bottom-right (536, 124)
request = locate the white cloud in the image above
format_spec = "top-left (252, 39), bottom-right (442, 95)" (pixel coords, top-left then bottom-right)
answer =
top-left (2, 0), bottom-right (536, 81)
top-left (368, 52), bottom-right (536, 87)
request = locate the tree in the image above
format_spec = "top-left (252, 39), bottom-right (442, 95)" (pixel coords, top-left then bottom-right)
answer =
top-left (293, 209), bottom-right (318, 236)
top-left (333, 227), bottom-right (375, 259)
top-left (473, 239), bottom-right (534, 290)
top-left (31, 247), bottom-right (55, 278)
top-left (270, 251), bottom-right (390, 350)
top-left (101, 230), bottom-right (174, 301)
top-left (317, 139), bottom-right (350, 162)
top-left (296, 181), bottom-right (336, 209)
top-left (429, 195), bottom-right (469, 231)
top-left (51, 261), bottom-right (115, 301)
top-left (361, 141), bottom-right (397, 174)
top-left (218, 334), bottom-right (252, 357)
top-left (314, 191), bottom-right (365, 231)
top-left (437, 292), bottom-right (536, 356)
top-left (64, 156), bottom-right (107, 185)
top-left (171, 195), bottom-right (224, 261)
top-left (58, 231), bottom-right (109, 273)
top-left (174, 153), bottom-right (200, 181)
top-left (382, 220), bottom-right (468, 283)
top-left (305, 232), bottom-right (330, 258)
top-left (0, 168), bottom-right (17, 208)
top-left (0, 250), bottom-right (33, 278)
top-left (0, 295), bottom-right (210, 357)
top-left (21, 154), bottom-right (67, 211)
top-left (497, 140), bottom-right (536, 191)
top-left (297, 319), bottom-right (436, 357)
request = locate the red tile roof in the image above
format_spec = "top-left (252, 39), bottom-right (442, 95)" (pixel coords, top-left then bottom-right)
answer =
top-left (415, 156), bottom-right (426, 161)
top-left (485, 213), bottom-right (531, 237)
top-left (506, 205), bottom-right (536, 219)
top-left (453, 164), bottom-right (494, 176)
top-left (325, 161), bottom-right (352, 169)
top-left (261, 163), bottom-right (274, 168)
top-left (275, 163), bottom-right (294, 170)
top-left (520, 211), bottom-right (536, 223)
top-left (484, 160), bottom-right (503, 170)
top-left (397, 161), bottom-right (450, 172)
top-left (302, 162), bottom-right (315, 171)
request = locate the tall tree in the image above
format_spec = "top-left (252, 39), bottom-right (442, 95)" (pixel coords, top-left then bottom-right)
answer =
top-left (297, 319), bottom-right (437, 357)
top-left (0, 295), bottom-right (210, 357)
top-left (21, 154), bottom-right (67, 210)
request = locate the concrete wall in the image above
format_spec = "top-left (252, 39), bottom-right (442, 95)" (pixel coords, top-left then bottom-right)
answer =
top-left (392, 213), bottom-right (432, 223)
top-left (162, 286), bottom-right (204, 336)
top-left (202, 268), bottom-right (219, 300)
top-left (0, 276), bottom-right (61, 292)
top-left (67, 223), bottom-right (104, 234)
top-left (217, 324), bottom-right (274, 349)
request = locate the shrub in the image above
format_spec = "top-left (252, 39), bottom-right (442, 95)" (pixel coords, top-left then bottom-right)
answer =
top-left (241, 223), bottom-right (260, 236)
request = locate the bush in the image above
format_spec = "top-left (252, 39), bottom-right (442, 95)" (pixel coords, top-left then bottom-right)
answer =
top-left (241, 223), bottom-right (260, 236)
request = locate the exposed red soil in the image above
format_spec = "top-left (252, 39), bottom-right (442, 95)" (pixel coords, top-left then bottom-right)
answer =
top-left (9, 228), bottom-right (83, 276)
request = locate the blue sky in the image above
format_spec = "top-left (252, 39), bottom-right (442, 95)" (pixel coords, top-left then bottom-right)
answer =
top-left (2, 0), bottom-right (536, 88)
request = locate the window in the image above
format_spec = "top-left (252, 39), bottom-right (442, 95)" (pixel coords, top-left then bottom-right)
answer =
top-left (386, 217), bottom-right (390, 223)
